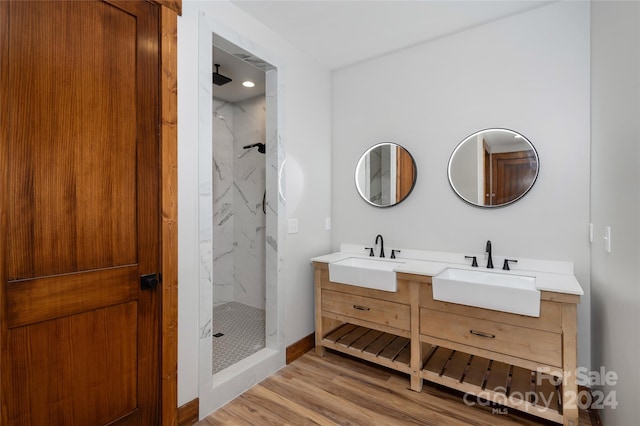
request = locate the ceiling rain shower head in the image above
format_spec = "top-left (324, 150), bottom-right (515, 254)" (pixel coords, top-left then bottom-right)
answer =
top-left (213, 64), bottom-right (232, 86)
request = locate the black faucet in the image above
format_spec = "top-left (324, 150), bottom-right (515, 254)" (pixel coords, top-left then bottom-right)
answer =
top-left (503, 259), bottom-right (518, 270)
top-left (485, 240), bottom-right (493, 269)
top-left (375, 234), bottom-right (385, 258)
top-left (465, 255), bottom-right (478, 267)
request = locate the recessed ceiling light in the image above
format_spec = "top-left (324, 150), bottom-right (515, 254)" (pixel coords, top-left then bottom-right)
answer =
top-left (242, 81), bottom-right (255, 88)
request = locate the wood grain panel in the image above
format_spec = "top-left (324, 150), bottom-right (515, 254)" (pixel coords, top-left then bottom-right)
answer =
top-left (7, 0), bottom-right (138, 280)
top-left (492, 151), bottom-right (538, 205)
top-left (562, 303), bottom-right (579, 424)
top-left (177, 398), bottom-right (199, 426)
top-left (7, 266), bottom-right (137, 328)
top-left (421, 334), bottom-right (555, 374)
top-left (314, 266), bottom-right (325, 356)
top-left (350, 329), bottom-right (384, 351)
top-left (541, 291), bottom-right (581, 304)
top-left (105, 303), bottom-right (138, 419)
top-left (485, 360), bottom-right (510, 392)
top-left (322, 289), bottom-right (410, 331)
top-left (396, 272), bottom-right (432, 284)
top-left (286, 332), bottom-right (314, 364)
top-left (394, 344), bottom-right (412, 365)
top-left (324, 323), bottom-right (357, 343)
top-left (160, 6), bottom-right (180, 423)
top-left (510, 366), bottom-right (534, 401)
top-left (463, 355), bottom-right (491, 387)
top-left (535, 372), bottom-right (561, 413)
top-left (321, 325), bottom-right (412, 373)
top-left (152, 0), bottom-right (182, 15)
top-left (378, 336), bottom-right (410, 360)
top-left (6, 303), bottom-right (137, 425)
top-left (2, 1), bottom-right (163, 424)
top-left (424, 347), bottom-right (452, 376)
top-left (396, 145), bottom-right (415, 202)
top-left (362, 332), bottom-right (397, 356)
top-left (336, 325), bottom-right (370, 347)
top-left (0, 1), bottom-right (9, 418)
top-left (129, 0), bottom-right (161, 424)
top-left (158, 7), bottom-right (179, 421)
top-left (443, 350), bottom-right (471, 382)
top-left (421, 308), bottom-right (562, 368)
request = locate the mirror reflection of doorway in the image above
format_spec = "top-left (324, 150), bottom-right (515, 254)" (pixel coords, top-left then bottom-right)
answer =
top-left (448, 128), bottom-right (539, 208)
top-left (355, 143), bottom-right (417, 207)
top-left (396, 146), bottom-right (415, 203)
top-left (484, 148), bottom-right (538, 206)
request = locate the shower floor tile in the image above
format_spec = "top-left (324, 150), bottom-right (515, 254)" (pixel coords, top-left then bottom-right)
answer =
top-left (212, 301), bottom-right (265, 374)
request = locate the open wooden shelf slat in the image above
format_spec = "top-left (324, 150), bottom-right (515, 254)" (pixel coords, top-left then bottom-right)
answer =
top-left (462, 355), bottom-right (490, 388)
top-left (443, 350), bottom-right (471, 382)
top-left (485, 360), bottom-right (510, 393)
top-left (321, 323), bottom-right (412, 374)
top-left (418, 344), bottom-right (564, 424)
top-left (323, 322), bottom-right (564, 424)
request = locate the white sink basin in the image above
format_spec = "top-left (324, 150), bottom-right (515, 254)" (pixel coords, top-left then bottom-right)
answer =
top-left (432, 268), bottom-right (540, 317)
top-left (329, 257), bottom-right (405, 292)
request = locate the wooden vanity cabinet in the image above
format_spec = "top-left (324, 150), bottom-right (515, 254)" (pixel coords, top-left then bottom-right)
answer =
top-left (314, 262), bottom-right (413, 374)
top-left (413, 272), bottom-right (579, 425)
top-left (314, 263), bottom-right (580, 426)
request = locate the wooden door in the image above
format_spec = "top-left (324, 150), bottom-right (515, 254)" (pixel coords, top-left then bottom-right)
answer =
top-left (491, 151), bottom-right (538, 205)
top-left (0, 0), bottom-right (161, 424)
top-left (395, 146), bottom-right (415, 203)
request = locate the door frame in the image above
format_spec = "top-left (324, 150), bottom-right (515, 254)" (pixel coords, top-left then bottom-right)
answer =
top-left (158, 3), bottom-right (180, 426)
top-left (196, 10), bottom-right (286, 418)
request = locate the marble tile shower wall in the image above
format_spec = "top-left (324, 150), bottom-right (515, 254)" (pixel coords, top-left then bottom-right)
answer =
top-left (211, 99), bottom-right (234, 307)
top-left (233, 96), bottom-right (266, 309)
top-left (210, 96), bottom-right (266, 310)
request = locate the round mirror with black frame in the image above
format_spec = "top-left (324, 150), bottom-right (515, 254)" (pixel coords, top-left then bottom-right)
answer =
top-left (355, 142), bottom-right (417, 207)
top-left (448, 128), bottom-right (539, 208)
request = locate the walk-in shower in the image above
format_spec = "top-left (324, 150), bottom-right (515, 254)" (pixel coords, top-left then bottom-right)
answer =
top-left (198, 16), bottom-right (283, 415)
top-left (211, 42), bottom-right (268, 375)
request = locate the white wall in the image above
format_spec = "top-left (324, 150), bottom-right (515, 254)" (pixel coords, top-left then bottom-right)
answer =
top-left (177, 0), bottom-right (332, 406)
top-left (332, 1), bottom-right (591, 371)
top-left (590, 1), bottom-right (640, 423)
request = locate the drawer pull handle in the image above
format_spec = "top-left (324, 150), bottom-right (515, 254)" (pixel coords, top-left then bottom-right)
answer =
top-left (353, 305), bottom-right (370, 311)
top-left (470, 330), bottom-right (495, 339)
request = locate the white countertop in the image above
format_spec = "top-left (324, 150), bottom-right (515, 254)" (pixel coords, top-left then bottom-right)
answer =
top-left (311, 248), bottom-right (584, 296)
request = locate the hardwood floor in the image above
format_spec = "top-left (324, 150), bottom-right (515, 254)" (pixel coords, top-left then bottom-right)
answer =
top-left (198, 350), bottom-right (599, 425)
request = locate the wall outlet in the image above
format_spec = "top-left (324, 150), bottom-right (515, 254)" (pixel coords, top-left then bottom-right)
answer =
top-left (288, 218), bottom-right (299, 234)
top-left (325, 217), bottom-right (331, 230)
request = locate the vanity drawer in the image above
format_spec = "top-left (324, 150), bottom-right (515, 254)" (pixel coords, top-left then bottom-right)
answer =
top-left (419, 283), bottom-right (562, 333)
top-left (322, 289), bottom-right (410, 331)
top-left (420, 308), bottom-right (562, 368)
